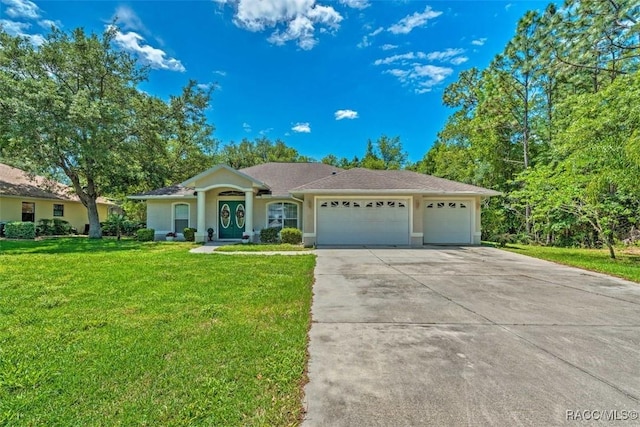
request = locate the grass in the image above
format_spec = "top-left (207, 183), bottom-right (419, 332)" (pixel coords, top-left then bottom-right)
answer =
top-left (216, 243), bottom-right (311, 252)
top-left (0, 238), bottom-right (315, 426)
top-left (499, 243), bottom-right (640, 283)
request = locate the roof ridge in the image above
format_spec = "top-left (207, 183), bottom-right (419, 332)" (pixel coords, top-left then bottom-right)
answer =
top-left (289, 167), bottom-right (350, 190)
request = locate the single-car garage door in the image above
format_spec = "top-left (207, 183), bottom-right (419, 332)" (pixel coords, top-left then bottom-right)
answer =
top-left (423, 200), bottom-right (472, 244)
top-left (317, 199), bottom-right (410, 245)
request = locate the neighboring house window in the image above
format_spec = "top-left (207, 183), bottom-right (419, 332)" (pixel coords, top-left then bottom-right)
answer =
top-left (53, 204), bottom-right (64, 217)
top-left (22, 202), bottom-right (35, 222)
top-left (174, 203), bottom-right (189, 233)
top-left (267, 202), bottom-right (298, 229)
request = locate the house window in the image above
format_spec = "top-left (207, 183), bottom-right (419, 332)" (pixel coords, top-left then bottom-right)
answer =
top-left (267, 202), bottom-right (298, 230)
top-left (22, 202), bottom-right (35, 222)
top-left (53, 204), bottom-right (64, 217)
top-left (174, 203), bottom-right (189, 233)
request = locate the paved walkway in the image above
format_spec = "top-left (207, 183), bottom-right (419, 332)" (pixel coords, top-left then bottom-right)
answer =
top-left (303, 247), bottom-right (640, 426)
top-left (189, 242), bottom-right (314, 255)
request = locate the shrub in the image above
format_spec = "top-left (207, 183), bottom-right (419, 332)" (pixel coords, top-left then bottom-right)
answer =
top-left (280, 227), bottom-right (302, 244)
top-left (101, 214), bottom-right (143, 237)
top-left (183, 227), bottom-right (197, 242)
top-left (5, 221), bottom-right (36, 239)
top-left (136, 228), bottom-right (155, 242)
top-left (36, 218), bottom-right (54, 236)
top-left (260, 227), bottom-right (280, 244)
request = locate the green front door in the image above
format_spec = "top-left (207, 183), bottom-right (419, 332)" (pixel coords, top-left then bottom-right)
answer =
top-left (219, 201), bottom-right (245, 239)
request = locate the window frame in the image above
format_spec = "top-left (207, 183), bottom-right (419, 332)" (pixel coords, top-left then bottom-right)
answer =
top-left (266, 201), bottom-right (299, 230)
top-left (53, 203), bottom-right (64, 217)
top-left (172, 202), bottom-right (190, 234)
top-left (21, 202), bottom-right (35, 222)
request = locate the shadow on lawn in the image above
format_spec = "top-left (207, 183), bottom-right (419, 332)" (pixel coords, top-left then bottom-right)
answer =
top-left (0, 237), bottom-right (148, 255)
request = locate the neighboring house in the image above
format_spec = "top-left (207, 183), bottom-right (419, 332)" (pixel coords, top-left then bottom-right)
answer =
top-left (0, 163), bottom-right (112, 233)
top-left (130, 162), bottom-right (500, 246)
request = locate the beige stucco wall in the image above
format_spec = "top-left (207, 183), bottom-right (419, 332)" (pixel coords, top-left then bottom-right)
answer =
top-left (146, 198), bottom-right (197, 239)
top-left (0, 196), bottom-right (109, 232)
top-left (144, 191), bottom-right (304, 241)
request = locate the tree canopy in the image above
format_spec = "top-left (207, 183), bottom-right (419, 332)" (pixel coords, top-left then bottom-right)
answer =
top-left (0, 26), bottom-right (216, 237)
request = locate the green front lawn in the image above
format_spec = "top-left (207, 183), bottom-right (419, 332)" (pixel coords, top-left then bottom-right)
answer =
top-left (0, 238), bottom-right (315, 426)
top-left (216, 243), bottom-right (311, 252)
top-left (500, 244), bottom-right (640, 283)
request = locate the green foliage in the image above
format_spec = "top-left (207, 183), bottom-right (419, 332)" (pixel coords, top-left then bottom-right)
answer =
top-left (36, 219), bottom-right (73, 236)
top-left (217, 137), bottom-right (310, 169)
top-left (280, 227), bottom-right (302, 245)
top-left (4, 221), bottom-right (36, 239)
top-left (321, 135), bottom-right (407, 170)
top-left (0, 27), bottom-right (216, 239)
top-left (101, 214), bottom-right (141, 237)
top-left (136, 228), bottom-right (155, 242)
top-left (260, 227), bottom-right (280, 244)
top-left (183, 227), bottom-right (197, 242)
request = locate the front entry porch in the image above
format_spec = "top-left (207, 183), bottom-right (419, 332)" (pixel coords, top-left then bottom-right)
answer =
top-left (195, 188), bottom-right (255, 243)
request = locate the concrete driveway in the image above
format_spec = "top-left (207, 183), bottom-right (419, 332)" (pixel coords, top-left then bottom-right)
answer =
top-left (302, 247), bottom-right (640, 426)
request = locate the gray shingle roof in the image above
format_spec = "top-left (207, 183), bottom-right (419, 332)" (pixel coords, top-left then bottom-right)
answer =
top-left (240, 162), bottom-right (343, 197)
top-left (0, 163), bottom-right (112, 203)
top-left (290, 168), bottom-right (500, 195)
top-left (130, 163), bottom-right (499, 198)
top-left (131, 185), bottom-right (195, 197)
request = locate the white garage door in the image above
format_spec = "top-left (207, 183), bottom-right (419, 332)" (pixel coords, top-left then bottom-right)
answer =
top-left (423, 200), bottom-right (472, 244)
top-left (317, 199), bottom-right (410, 245)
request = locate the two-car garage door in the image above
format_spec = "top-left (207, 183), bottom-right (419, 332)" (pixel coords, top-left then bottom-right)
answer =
top-left (315, 198), bottom-right (474, 245)
top-left (316, 199), bottom-right (410, 245)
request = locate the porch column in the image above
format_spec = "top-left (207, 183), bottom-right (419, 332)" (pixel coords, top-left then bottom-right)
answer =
top-left (196, 189), bottom-right (206, 243)
top-left (245, 190), bottom-right (254, 236)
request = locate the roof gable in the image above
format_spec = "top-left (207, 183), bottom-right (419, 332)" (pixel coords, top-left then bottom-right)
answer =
top-left (181, 164), bottom-right (269, 190)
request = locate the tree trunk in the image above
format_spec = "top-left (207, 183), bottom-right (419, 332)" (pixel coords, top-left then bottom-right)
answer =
top-left (606, 232), bottom-right (616, 259)
top-left (86, 198), bottom-right (103, 239)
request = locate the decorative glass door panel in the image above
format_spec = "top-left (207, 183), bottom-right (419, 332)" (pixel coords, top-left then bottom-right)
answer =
top-left (218, 201), bottom-right (245, 239)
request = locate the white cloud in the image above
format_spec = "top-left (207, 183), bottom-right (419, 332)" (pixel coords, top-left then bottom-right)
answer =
top-left (213, 70), bottom-right (227, 76)
top-left (388, 6), bottom-right (442, 35)
top-left (220, 0), bottom-right (343, 50)
top-left (37, 19), bottom-right (61, 30)
top-left (426, 48), bottom-right (464, 62)
top-left (339, 0), bottom-right (369, 9)
top-left (408, 64), bottom-right (454, 93)
top-left (1, 0), bottom-right (40, 19)
top-left (112, 29), bottom-right (186, 72)
top-left (505, 3), bottom-right (512, 11)
top-left (369, 26), bottom-right (383, 36)
top-left (335, 109), bottom-right (358, 120)
top-left (0, 19), bottom-right (44, 45)
top-left (471, 38), bottom-right (487, 46)
top-left (242, 122), bottom-right (252, 132)
top-left (374, 51), bottom-right (426, 66)
top-left (450, 56), bottom-right (468, 65)
top-left (292, 122), bottom-right (311, 133)
top-left (259, 127), bottom-right (274, 135)
top-left (356, 35), bottom-right (370, 48)
top-left (113, 5), bottom-right (147, 33)
top-left (381, 44), bottom-right (398, 51)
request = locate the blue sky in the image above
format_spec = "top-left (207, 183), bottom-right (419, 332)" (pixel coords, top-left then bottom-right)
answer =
top-left (1, 0), bottom-right (548, 162)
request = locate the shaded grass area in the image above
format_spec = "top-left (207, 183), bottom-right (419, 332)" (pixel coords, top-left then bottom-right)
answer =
top-left (500, 243), bottom-right (640, 283)
top-left (216, 243), bottom-right (311, 252)
top-left (0, 238), bottom-right (315, 426)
